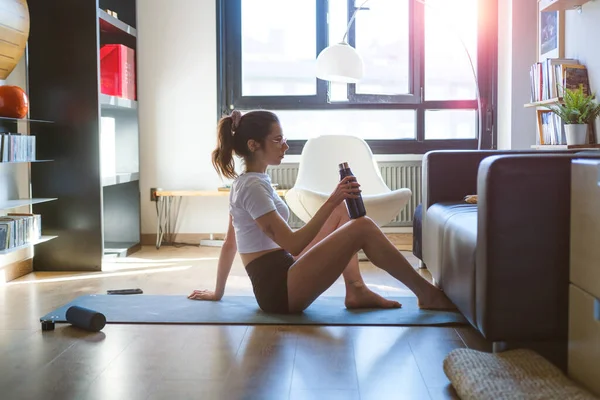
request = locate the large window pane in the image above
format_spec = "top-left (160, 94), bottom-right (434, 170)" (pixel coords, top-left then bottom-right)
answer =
top-left (241, 0), bottom-right (316, 96)
top-left (425, 110), bottom-right (477, 139)
top-left (355, 0), bottom-right (410, 95)
top-left (271, 110), bottom-right (415, 140)
top-left (424, 0), bottom-right (478, 101)
top-left (328, 0), bottom-right (350, 102)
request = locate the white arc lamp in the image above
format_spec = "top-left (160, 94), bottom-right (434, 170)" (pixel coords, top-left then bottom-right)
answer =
top-left (316, 0), bottom-right (484, 149)
top-left (315, 3), bottom-right (365, 83)
top-left (316, 42), bottom-right (364, 83)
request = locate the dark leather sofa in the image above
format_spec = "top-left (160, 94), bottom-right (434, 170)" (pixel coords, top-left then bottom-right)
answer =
top-left (417, 149), bottom-right (600, 369)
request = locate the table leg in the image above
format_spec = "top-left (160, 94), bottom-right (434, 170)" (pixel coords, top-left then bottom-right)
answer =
top-left (166, 196), bottom-right (173, 244)
top-left (156, 196), bottom-right (166, 249)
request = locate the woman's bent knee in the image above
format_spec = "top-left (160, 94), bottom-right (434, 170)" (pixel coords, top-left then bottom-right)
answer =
top-left (349, 215), bottom-right (377, 230)
top-left (344, 216), bottom-right (378, 242)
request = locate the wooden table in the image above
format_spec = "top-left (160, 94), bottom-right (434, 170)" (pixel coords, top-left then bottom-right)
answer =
top-left (155, 189), bottom-right (288, 249)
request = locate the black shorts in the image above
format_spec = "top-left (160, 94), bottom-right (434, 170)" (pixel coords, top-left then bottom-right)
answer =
top-left (245, 249), bottom-right (295, 314)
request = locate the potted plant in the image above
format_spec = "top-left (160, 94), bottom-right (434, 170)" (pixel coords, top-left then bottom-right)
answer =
top-left (544, 85), bottom-right (600, 145)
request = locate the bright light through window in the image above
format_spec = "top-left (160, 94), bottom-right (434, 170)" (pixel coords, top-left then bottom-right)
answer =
top-left (355, 0), bottom-right (410, 95)
top-left (328, 0), bottom-right (349, 102)
top-left (241, 0), bottom-right (317, 96)
top-left (424, 0), bottom-right (478, 101)
top-left (272, 109), bottom-right (415, 141)
top-left (425, 110), bottom-right (477, 139)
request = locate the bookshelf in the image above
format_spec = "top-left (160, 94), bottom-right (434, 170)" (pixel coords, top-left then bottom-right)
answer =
top-left (524, 98), bottom-right (563, 108)
top-left (0, 236), bottom-right (57, 256)
top-left (0, 119), bottom-right (58, 266)
top-left (531, 144), bottom-right (600, 150)
top-left (26, 0), bottom-right (141, 271)
top-left (526, 58), bottom-right (596, 147)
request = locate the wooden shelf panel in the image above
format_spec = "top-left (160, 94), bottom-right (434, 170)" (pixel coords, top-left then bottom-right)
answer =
top-left (531, 144), bottom-right (600, 150)
top-left (0, 160), bottom-right (53, 164)
top-left (525, 98), bottom-right (563, 108)
top-left (98, 9), bottom-right (137, 37)
top-left (155, 189), bottom-right (289, 197)
top-left (540, 0), bottom-right (592, 11)
top-left (0, 198), bottom-right (57, 211)
top-left (0, 116), bottom-right (54, 124)
top-left (0, 236), bottom-right (57, 255)
top-left (104, 241), bottom-right (141, 258)
top-left (100, 94), bottom-right (138, 110)
top-left (102, 172), bottom-right (139, 187)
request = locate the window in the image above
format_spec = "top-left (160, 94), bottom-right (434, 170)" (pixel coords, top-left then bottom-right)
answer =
top-left (217, 0), bottom-right (497, 154)
top-left (240, 0), bottom-right (317, 96)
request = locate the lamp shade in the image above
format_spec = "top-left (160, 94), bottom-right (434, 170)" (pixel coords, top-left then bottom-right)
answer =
top-left (316, 42), bottom-right (364, 83)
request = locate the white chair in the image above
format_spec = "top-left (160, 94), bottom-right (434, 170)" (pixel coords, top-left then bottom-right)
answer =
top-left (284, 135), bottom-right (412, 227)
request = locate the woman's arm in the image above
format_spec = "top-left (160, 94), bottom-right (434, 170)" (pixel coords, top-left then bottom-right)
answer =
top-left (188, 214), bottom-right (237, 301)
top-left (214, 214), bottom-right (237, 299)
top-left (254, 176), bottom-right (359, 256)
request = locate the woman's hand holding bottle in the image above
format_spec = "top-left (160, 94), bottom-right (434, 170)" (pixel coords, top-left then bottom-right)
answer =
top-left (328, 176), bottom-right (361, 207)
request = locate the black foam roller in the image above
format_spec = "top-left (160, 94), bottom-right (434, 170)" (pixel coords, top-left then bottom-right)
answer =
top-left (65, 306), bottom-right (106, 332)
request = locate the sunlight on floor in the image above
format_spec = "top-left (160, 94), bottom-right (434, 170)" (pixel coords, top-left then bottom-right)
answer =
top-left (5, 265), bottom-right (194, 286)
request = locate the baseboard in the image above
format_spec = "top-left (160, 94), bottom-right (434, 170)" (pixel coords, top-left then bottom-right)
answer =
top-left (381, 226), bottom-right (413, 234)
top-left (142, 232), bottom-right (413, 251)
top-left (141, 233), bottom-right (226, 246)
top-left (0, 258), bottom-right (33, 283)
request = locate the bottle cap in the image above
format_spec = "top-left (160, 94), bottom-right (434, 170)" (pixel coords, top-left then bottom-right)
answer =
top-left (339, 162), bottom-right (349, 170)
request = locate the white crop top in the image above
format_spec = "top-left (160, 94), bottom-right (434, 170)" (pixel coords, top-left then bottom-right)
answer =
top-left (229, 172), bottom-right (290, 254)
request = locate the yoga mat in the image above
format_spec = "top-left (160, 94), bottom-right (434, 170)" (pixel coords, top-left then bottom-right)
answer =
top-left (40, 294), bottom-right (468, 326)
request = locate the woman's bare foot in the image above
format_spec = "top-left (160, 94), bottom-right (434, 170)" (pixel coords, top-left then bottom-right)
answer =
top-left (418, 288), bottom-right (457, 311)
top-left (344, 282), bottom-right (401, 309)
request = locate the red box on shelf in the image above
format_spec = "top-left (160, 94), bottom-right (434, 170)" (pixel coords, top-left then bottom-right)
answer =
top-left (100, 44), bottom-right (136, 100)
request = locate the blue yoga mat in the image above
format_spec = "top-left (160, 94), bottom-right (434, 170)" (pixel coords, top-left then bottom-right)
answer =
top-left (40, 294), bottom-right (468, 326)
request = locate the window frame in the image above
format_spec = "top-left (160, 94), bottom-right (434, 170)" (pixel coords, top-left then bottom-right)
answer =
top-left (346, 0), bottom-right (421, 104)
top-left (216, 0), bottom-right (498, 154)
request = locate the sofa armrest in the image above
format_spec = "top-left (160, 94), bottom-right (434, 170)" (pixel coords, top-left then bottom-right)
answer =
top-left (423, 150), bottom-right (532, 211)
top-left (475, 153), bottom-right (600, 342)
top-left (422, 149), bottom-right (585, 212)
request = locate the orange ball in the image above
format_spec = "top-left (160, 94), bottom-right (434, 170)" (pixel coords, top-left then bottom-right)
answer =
top-left (0, 85), bottom-right (29, 119)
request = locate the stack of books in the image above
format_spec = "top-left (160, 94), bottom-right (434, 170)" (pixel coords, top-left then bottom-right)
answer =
top-left (0, 214), bottom-right (42, 251)
top-left (0, 133), bottom-right (36, 162)
top-left (529, 58), bottom-right (590, 103)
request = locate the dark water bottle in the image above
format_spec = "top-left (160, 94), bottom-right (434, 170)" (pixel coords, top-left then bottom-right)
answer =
top-left (339, 162), bottom-right (366, 219)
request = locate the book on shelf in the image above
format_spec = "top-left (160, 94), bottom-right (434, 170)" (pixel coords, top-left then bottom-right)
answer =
top-left (0, 133), bottom-right (36, 162)
top-left (529, 58), bottom-right (590, 104)
top-left (0, 213), bottom-right (42, 251)
top-left (537, 111), bottom-right (566, 146)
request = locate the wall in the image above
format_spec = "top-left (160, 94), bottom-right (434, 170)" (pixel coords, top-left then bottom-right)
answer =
top-left (565, 1), bottom-right (600, 137)
top-left (497, 0), bottom-right (538, 150)
top-left (137, 0), bottom-right (227, 235)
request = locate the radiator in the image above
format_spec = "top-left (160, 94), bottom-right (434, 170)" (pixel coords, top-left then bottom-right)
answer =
top-left (267, 161), bottom-right (422, 228)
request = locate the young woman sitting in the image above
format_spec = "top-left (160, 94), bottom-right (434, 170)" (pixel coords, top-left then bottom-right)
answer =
top-left (188, 110), bottom-right (456, 314)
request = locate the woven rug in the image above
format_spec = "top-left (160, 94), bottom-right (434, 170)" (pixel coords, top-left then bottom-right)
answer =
top-left (443, 348), bottom-right (599, 400)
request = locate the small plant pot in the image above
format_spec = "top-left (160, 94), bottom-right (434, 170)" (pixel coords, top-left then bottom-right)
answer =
top-left (565, 124), bottom-right (588, 145)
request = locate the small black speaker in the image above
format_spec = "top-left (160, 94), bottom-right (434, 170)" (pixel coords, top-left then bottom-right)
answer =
top-left (65, 306), bottom-right (106, 332)
top-left (41, 320), bottom-right (55, 331)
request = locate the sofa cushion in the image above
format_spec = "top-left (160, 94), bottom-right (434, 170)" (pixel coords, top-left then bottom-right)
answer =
top-left (412, 204), bottom-right (423, 260)
top-left (423, 203), bottom-right (476, 282)
top-left (424, 202), bottom-right (477, 325)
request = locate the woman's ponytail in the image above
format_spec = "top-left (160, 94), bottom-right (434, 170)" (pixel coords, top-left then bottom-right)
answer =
top-left (212, 109), bottom-right (279, 180)
top-left (212, 112), bottom-right (238, 179)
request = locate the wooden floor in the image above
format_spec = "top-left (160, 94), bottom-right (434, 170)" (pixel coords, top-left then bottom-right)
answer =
top-left (0, 245), bottom-right (491, 400)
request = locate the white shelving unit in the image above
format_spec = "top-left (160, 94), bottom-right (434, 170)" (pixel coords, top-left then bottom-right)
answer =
top-left (0, 236), bottom-right (57, 256)
top-left (0, 198), bottom-right (57, 210)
